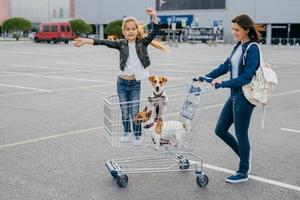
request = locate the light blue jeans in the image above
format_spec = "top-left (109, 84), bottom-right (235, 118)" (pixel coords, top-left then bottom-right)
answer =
top-left (117, 77), bottom-right (141, 137)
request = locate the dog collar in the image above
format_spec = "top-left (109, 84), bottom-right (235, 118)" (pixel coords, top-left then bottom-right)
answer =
top-left (153, 91), bottom-right (164, 98)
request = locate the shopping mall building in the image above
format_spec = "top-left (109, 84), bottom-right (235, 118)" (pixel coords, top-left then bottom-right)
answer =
top-left (1, 0), bottom-right (299, 45)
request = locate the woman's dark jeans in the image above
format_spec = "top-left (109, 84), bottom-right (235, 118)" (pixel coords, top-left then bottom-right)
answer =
top-left (215, 89), bottom-right (255, 175)
top-left (117, 77), bottom-right (141, 137)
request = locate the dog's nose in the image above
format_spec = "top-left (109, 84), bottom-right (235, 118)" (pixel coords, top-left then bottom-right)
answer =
top-left (155, 86), bottom-right (159, 91)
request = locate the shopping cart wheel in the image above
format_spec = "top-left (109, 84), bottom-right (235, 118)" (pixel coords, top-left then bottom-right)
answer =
top-left (196, 174), bottom-right (209, 187)
top-left (116, 174), bottom-right (128, 188)
top-left (179, 159), bottom-right (190, 170)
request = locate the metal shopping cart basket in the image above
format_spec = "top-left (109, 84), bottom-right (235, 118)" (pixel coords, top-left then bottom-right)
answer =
top-left (103, 81), bottom-right (212, 188)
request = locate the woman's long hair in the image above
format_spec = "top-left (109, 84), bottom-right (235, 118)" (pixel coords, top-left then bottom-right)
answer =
top-left (231, 14), bottom-right (264, 42)
top-left (122, 17), bottom-right (169, 52)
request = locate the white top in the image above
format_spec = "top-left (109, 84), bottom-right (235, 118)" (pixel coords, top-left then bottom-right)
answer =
top-left (118, 42), bottom-right (149, 80)
top-left (230, 44), bottom-right (242, 78)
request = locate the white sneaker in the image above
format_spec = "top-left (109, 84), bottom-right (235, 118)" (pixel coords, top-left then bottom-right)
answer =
top-left (133, 139), bottom-right (141, 146)
top-left (120, 135), bottom-right (130, 143)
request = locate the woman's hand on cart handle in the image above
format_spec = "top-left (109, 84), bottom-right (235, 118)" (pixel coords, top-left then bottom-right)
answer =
top-left (193, 76), bottom-right (213, 83)
top-left (211, 79), bottom-right (223, 89)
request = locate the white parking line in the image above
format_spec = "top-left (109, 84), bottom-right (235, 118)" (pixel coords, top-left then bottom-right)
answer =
top-left (2, 71), bottom-right (113, 83)
top-left (205, 103), bottom-right (224, 109)
top-left (152, 68), bottom-right (196, 73)
top-left (57, 61), bottom-right (116, 68)
top-left (204, 164), bottom-right (300, 192)
top-left (0, 83), bottom-right (53, 92)
top-left (281, 128), bottom-right (300, 133)
top-left (271, 89), bottom-right (300, 97)
top-left (12, 64), bottom-right (77, 71)
top-left (0, 74), bottom-right (22, 77)
top-left (202, 89), bottom-right (300, 110)
top-left (1, 125), bottom-right (299, 192)
top-left (9, 66), bottom-right (115, 76)
top-left (0, 90), bottom-right (45, 97)
top-left (0, 127), bottom-right (102, 148)
top-left (0, 84), bottom-right (112, 97)
top-left (11, 64), bottom-right (115, 74)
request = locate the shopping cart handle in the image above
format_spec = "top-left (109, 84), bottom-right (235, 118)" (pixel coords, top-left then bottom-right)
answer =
top-left (193, 76), bottom-right (213, 83)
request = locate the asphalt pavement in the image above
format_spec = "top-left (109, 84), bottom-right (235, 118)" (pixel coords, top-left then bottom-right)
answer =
top-left (0, 41), bottom-right (299, 200)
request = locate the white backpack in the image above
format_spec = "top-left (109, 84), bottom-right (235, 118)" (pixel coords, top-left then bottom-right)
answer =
top-left (242, 42), bottom-right (278, 128)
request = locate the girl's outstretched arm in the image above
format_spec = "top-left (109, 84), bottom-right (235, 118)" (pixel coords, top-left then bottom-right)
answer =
top-left (74, 37), bottom-right (121, 49)
top-left (74, 38), bottom-right (94, 47)
top-left (143, 8), bottom-right (160, 45)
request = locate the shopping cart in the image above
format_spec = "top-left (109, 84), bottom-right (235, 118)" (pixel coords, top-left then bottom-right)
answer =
top-left (103, 81), bottom-right (212, 188)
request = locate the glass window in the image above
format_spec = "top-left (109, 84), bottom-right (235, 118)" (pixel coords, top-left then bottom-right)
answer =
top-left (51, 25), bottom-right (58, 32)
top-left (43, 25), bottom-right (50, 32)
top-left (66, 26), bottom-right (71, 32)
top-left (61, 25), bottom-right (66, 32)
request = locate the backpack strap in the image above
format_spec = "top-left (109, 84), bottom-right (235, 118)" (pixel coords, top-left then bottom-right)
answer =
top-left (242, 42), bottom-right (264, 67)
top-left (243, 42), bottom-right (267, 129)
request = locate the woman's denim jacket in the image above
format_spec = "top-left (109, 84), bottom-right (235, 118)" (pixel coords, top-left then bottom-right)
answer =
top-left (93, 23), bottom-right (160, 71)
top-left (205, 41), bottom-right (260, 90)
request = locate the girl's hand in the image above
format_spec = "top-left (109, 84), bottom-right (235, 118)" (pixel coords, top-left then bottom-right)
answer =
top-left (74, 38), bottom-right (86, 47)
top-left (145, 8), bottom-right (156, 17)
top-left (145, 8), bottom-right (158, 24)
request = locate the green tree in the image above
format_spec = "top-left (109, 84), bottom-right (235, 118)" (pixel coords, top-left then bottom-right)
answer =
top-left (104, 20), bottom-right (123, 38)
top-left (2, 17), bottom-right (32, 41)
top-left (69, 19), bottom-right (92, 36)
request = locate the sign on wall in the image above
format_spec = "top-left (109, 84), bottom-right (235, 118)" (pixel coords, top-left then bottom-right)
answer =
top-left (157, 15), bottom-right (193, 26)
top-left (156, 0), bottom-right (225, 11)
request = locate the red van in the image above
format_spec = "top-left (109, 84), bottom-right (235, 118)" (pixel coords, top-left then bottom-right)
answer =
top-left (34, 22), bottom-right (75, 44)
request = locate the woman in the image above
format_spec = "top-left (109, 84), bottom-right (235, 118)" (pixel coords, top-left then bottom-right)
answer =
top-left (197, 14), bottom-right (261, 183)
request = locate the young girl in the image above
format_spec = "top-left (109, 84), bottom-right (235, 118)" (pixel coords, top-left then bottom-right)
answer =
top-left (74, 8), bottom-right (166, 145)
top-left (196, 14), bottom-right (261, 183)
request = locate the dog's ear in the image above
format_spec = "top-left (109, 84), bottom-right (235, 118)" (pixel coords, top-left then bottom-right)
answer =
top-left (147, 110), bottom-right (152, 119)
top-left (148, 76), bottom-right (155, 82)
top-left (162, 76), bottom-right (168, 83)
top-left (143, 106), bottom-right (148, 112)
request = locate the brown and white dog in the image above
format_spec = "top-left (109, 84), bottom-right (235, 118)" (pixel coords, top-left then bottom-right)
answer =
top-left (134, 106), bottom-right (189, 150)
top-left (148, 75), bottom-right (168, 121)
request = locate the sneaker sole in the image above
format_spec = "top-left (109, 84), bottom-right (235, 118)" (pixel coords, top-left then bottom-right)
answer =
top-left (225, 178), bottom-right (248, 183)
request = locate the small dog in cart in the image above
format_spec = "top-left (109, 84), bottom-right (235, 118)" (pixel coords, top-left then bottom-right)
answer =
top-left (134, 106), bottom-right (189, 150)
top-left (148, 75), bottom-right (168, 122)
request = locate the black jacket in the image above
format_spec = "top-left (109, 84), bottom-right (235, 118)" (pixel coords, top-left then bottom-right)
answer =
top-left (93, 23), bottom-right (160, 71)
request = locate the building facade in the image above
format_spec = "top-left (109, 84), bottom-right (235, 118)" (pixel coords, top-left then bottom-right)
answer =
top-left (0, 0), bottom-right (11, 24)
top-left (74, 0), bottom-right (300, 45)
top-left (1, 0), bottom-right (299, 45)
top-left (0, 0), bottom-right (75, 24)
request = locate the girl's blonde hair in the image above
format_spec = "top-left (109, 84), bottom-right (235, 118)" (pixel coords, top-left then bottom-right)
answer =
top-left (122, 17), bottom-right (139, 32)
top-left (122, 17), bottom-right (169, 52)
